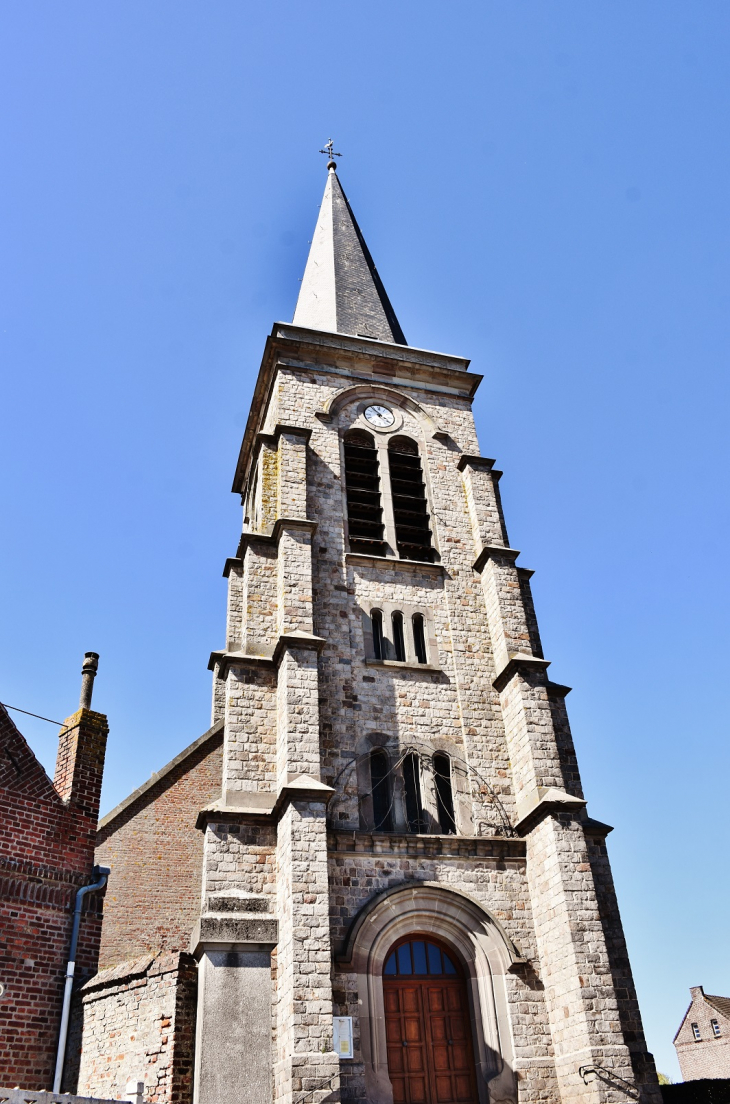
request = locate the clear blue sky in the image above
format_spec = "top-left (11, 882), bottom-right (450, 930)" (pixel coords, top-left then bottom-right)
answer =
top-left (1, 1), bottom-right (728, 1080)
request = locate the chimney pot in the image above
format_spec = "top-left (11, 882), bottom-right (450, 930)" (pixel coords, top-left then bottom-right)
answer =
top-left (80, 651), bottom-right (100, 710)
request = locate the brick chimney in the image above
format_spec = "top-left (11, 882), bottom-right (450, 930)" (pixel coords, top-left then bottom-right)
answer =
top-left (54, 652), bottom-right (109, 821)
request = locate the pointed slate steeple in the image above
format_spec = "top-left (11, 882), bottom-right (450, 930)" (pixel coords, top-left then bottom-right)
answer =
top-left (293, 163), bottom-right (407, 345)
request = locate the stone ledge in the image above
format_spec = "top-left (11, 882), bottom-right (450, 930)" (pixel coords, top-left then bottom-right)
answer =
top-left (513, 787), bottom-right (587, 835)
top-left (196, 775), bottom-right (334, 830)
top-left (327, 829), bottom-right (525, 859)
top-left (233, 516), bottom-right (318, 563)
top-left (456, 454), bottom-right (497, 472)
top-left (493, 653), bottom-right (551, 692)
top-left (345, 552), bottom-right (445, 575)
top-left (209, 630), bottom-right (326, 677)
top-left (473, 545), bottom-right (521, 573)
top-left (256, 422), bottom-right (313, 447)
top-left (190, 914), bottom-right (279, 956)
top-left (364, 658), bottom-right (442, 673)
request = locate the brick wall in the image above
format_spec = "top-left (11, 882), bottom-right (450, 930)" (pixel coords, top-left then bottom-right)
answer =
top-left (675, 989), bottom-right (730, 1081)
top-left (95, 726), bottom-right (223, 968)
top-left (0, 704), bottom-right (107, 1090)
top-left (68, 951), bottom-right (197, 1103)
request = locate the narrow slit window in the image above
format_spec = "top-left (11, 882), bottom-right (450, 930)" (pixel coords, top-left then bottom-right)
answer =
top-left (711, 1019), bottom-right (721, 1038)
top-left (412, 613), bottom-right (427, 664)
top-left (403, 752), bottom-right (426, 833)
top-left (343, 430), bottom-right (386, 557)
top-left (370, 750), bottom-right (393, 832)
top-left (387, 437), bottom-right (434, 562)
top-left (692, 1023), bottom-right (701, 1041)
top-left (371, 609), bottom-right (384, 660)
top-left (433, 753), bottom-right (456, 834)
top-left (392, 611), bottom-right (406, 661)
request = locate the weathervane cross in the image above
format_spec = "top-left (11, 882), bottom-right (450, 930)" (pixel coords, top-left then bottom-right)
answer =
top-left (319, 138), bottom-right (342, 164)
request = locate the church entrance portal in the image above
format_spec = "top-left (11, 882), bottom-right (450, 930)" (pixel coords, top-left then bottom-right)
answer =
top-left (383, 936), bottom-right (479, 1104)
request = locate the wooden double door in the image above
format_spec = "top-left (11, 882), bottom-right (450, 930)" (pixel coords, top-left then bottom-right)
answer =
top-left (383, 938), bottom-right (479, 1104)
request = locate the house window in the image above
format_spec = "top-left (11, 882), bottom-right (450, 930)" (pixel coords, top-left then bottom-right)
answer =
top-left (412, 613), bottom-right (427, 664)
top-left (692, 1023), bottom-right (701, 1041)
top-left (392, 611), bottom-right (406, 661)
top-left (371, 609), bottom-right (384, 660)
top-left (433, 753), bottom-right (456, 834)
top-left (403, 753), bottom-right (427, 833)
top-left (370, 749), bottom-right (393, 832)
top-left (711, 1019), bottom-right (721, 1038)
top-left (344, 430), bottom-right (386, 556)
top-left (387, 436), bottom-right (433, 562)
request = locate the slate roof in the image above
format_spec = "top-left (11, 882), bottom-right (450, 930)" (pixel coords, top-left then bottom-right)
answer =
top-left (293, 165), bottom-right (407, 345)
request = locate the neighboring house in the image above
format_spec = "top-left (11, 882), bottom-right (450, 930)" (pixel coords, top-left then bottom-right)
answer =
top-left (674, 987), bottom-right (730, 1081)
top-left (0, 655), bottom-right (108, 1090)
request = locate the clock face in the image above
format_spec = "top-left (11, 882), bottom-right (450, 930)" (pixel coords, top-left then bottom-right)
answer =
top-left (364, 404), bottom-right (395, 428)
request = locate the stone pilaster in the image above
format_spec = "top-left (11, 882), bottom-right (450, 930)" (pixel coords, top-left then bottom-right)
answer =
top-left (464, 457), bottom-right (652, 1104)
top-left (274, 800), bottom-right (338, 1104)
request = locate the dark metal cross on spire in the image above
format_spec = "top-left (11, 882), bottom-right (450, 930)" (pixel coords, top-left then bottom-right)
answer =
top-left (319, 138), bottom-right (342, 168)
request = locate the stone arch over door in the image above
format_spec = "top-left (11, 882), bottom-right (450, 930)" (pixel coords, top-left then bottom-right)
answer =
top-left (338, 882), bottom-right (519, 1104)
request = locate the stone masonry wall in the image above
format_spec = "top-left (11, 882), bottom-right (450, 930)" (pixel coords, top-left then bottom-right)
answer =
top-left (675, 990), bottom-right (730, 1080)
top-left (70, 951), bottom-right (197, 1103)
top-left (326, 835), bottom-right (558, 1104)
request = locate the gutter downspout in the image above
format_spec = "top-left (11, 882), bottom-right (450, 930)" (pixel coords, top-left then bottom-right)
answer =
top-left (53, 865), bottom-right (111, 1093)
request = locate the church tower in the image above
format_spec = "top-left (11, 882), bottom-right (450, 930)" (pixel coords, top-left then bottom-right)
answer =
top-left (194, 159), bottom-right (660, 1104)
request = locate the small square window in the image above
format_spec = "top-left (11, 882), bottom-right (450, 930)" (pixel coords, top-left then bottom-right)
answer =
top-left (692, 1023), bottom-right (701, 1041)
top-left (711, 1019), bottom-right (721, 1038)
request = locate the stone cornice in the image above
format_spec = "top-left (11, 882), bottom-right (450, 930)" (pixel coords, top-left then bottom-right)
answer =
top-left (196, 775), bottom-right (334, 831)
top-left (190, 914), bottom-right (279, 956)
top-left (513, 786), bottom-right (587, 835)
top-left (233, 517), bottom-right (318, 562)
top-left (208, 630), bottom-right (327, 677)
top-left (231, 323), bottom-right (482, 495)
top-left (456, 454), bottom-right (497, 473)
top-left (327, 830), bottom-right (525, 860)
top-left (271, 630), bottom-right (327, 666)
top-left (255, 422), bottom-right (313, 448)
top-left (473, 545), bottom-right (521, 573)
top-left (493, 653), bottom-right (551, 692)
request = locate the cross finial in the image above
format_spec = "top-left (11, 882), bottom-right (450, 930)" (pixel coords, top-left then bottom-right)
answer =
top-left (319, 138), bottom-right (342, 170)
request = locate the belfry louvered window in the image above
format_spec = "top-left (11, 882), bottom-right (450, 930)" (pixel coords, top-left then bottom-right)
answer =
top-left (343, 430), bottom-right (386, 556)
top-left (387, 436), bottom-right (433, 562)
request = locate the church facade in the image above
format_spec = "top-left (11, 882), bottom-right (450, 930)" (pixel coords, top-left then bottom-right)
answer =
top-left (74, 162), bottom-right (660, 1104)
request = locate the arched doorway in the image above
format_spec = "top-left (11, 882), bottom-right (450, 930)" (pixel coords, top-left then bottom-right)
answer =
top-left (383, 936), bottom-right (479, 1104)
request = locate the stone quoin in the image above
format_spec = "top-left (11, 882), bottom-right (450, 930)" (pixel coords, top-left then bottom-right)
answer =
top-left (72, 160), bottom-right (661, 1104)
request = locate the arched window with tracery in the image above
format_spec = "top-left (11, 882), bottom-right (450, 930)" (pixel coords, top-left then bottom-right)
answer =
top-left (387, 436), bottom-right (433, 562)
top-left (344, 430), bottom-right (385, 556)
top-left (370, 749), bottom-right (393, 832)
top-left (433, 753), bottom-right (456, 834)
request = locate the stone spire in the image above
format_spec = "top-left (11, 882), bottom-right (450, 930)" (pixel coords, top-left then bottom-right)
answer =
top-left (292, 163), bottom-right (407, 345)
